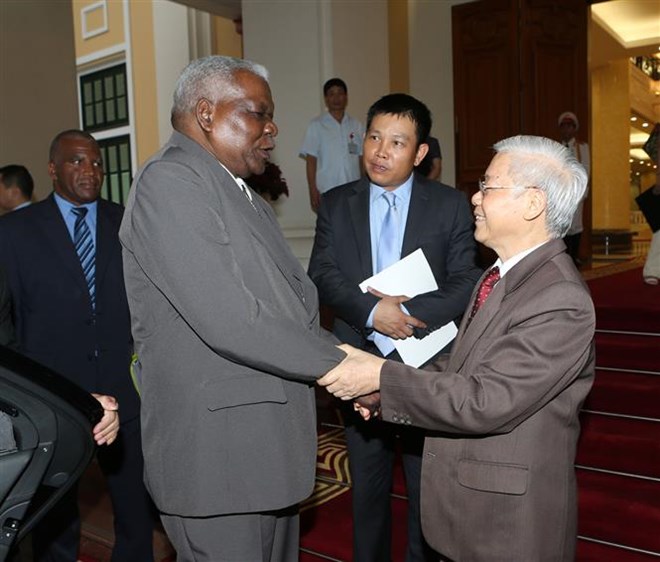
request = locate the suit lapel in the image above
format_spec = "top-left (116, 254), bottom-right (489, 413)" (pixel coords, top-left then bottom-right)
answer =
top-left (347, 179), bottom-right (373, 280)
top-left (449, 275), bottom-right (505, 370)
top-left (448, 239), bottom-right (568, 371)
top-left (39, 196), bottom-right (90, 296)
top-left (401, 177), bottom-right (430, 258)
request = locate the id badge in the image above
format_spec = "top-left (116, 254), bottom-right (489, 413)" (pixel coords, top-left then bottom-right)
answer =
top-left (348, 141), bottom-right (358, 155)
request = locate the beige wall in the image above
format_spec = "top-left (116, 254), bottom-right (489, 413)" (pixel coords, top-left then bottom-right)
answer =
top-left (388, 0), bottom-right (409, 93)
top-left (73, 0), bottom-right (125, 58)
top-left (0, 1), bottom-right (79, 202)
top-left (213, 15), bottom-right (242, 58)
top-left (130, 1), bottom-right (160, 165)
top-left (591, 59), bottom-right (631, 230)
top-left (408, 0), bottom-right (474, 187)
top-left (331, 0), bottom-right (389, 127)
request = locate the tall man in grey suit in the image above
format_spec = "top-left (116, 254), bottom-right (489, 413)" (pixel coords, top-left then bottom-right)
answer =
top-left (120, 56), bottom-right (346, 562)
top-left (318, 135), bottom-right (595, 561)
top-left (309, 94), bottom-right (481, 561)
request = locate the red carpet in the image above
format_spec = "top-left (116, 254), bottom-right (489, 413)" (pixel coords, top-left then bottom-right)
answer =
top-left (585, 265), bottom-right (660, 333)
top-left (576, 266), bottom-right (660, 560)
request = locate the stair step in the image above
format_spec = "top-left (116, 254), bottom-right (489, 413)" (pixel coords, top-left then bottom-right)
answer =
top-left (584, 369), bottom-right (660, 419)
top-left (577, 469), bottom-right (660, 554)
top-left (595, 333), bottom-right (659, 372)
top-left (577, 412), bottom-right (660, 478)
top-left (577, 538), bottom-right (660, 561)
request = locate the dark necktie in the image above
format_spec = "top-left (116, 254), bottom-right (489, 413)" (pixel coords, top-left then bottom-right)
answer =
top-left (72, 207), bottom-right (96, 309)
top-left (374, 192), bottom-right (399, 356)
top-left (469, 266), bottom-right (500, 321)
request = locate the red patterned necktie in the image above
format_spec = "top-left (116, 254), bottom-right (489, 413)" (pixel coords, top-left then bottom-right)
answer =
top-left (469, 266), bottom-right (500, 320)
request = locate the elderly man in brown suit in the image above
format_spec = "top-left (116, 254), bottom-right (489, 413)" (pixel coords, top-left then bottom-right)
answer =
top-left (318, 135), bottom-right (595, 561)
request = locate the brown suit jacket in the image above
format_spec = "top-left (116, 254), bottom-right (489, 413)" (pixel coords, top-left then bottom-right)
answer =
top-left (380, 239), bottom-right (595, 561)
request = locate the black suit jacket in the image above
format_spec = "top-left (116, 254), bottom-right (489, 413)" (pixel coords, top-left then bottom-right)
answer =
top-left (0, 195), bottom-right (139, 421)
top-left (0, 266), bottom-right (15, 347)
top-left (309, 174), bottom-right (482, 352)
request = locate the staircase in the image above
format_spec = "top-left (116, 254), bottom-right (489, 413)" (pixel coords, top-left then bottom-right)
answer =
top-left (576, 268), bottom-right (660, 560)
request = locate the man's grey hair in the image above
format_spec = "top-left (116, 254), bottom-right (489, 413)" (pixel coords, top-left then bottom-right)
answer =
top-left (493, 135), bottom-right (588, 239)
top-left (172, 56), bottom-right (269, 118)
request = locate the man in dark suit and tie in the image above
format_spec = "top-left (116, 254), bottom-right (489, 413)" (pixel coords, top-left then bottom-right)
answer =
top-left (319, 135), bottom-right (595, 561)
top-left (0, 130), bottom-right (155, 562)
top-left (308, 94), bottom-right (481, 562)
top-left (120, 56), bottom-right (346, 562)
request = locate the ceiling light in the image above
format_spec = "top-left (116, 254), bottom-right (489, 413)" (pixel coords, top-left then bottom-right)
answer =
top-left (631, 116), bottom-right (638, 121)
top-left (642, 122), bottom-right (649, 127)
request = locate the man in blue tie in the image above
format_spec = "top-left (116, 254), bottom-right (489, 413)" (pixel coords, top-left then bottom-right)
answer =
top-left (0, 130), bottom-right (155, 562)
top-left (309, 94), bottom-right (481, 562)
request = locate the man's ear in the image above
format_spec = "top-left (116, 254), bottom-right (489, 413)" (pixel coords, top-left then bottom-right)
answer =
top-left (414, 143), bottom-right (429, 167)
top-left (524, 187), bottom-right (546, 222)
top-left (195, 98), bottom-right (214, 131)
top-left (47, 161), bottom-right (57, 182)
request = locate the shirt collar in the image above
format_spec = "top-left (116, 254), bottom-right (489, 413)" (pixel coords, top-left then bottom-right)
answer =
top-left (493, 240), bottom-right (549, 277)
top-left (369, 172), bottom-right (414, 205)
top-left (215, 160), bottom-right (253, 201)
top-left (53, 192), bottom-right (98, 214)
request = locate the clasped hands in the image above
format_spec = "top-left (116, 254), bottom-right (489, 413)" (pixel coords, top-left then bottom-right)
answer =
top-left (317, 343), bottom-right (385, 420)
top-left (318, 289), bottom-right (425, 420)
top-left (370, 287), bottom-right (426, 339)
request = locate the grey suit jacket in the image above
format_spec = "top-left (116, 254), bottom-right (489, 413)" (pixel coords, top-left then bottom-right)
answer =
top-left (380, 239), bottom-right (595, 560)
top-left (309, 175), bottom-right (481, 351)
top-left (120, 131), bottom-right (344, 517)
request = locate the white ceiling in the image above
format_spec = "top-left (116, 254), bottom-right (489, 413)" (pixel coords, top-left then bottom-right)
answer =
top-left (592, 0), bottom-right (660, 50)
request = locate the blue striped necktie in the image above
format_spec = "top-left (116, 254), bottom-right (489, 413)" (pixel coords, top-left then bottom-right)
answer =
top-left (71, 207), bottom-right (96, 309)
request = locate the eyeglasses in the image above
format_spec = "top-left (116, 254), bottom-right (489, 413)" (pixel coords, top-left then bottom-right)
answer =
top-left (478, 177), bottom-right (537, 194)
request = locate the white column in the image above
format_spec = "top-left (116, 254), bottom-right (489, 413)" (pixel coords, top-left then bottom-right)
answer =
top-left (153, 0), bottom-right (191, 146)
top-left (242, 0), bottom-right (389, 265)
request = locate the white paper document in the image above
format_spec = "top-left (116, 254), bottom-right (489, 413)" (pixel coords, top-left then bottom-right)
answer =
top-left (360, 248), bottom-right (457, 367)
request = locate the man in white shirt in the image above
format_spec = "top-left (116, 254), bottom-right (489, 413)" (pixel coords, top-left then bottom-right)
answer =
top-left (300, 78), bottom-right (364, 212)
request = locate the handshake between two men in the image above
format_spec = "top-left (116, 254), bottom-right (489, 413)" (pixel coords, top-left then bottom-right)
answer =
top-left (318, 343), bottom-right (387, 421)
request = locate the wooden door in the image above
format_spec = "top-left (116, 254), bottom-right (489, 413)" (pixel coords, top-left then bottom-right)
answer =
top-left (453, 0), bottom-right (590, 264)
top-left (452, 0), bottom-right (520, 197)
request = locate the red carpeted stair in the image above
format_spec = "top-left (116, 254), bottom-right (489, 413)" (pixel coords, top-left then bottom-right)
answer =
top-left (576, 266), bottom-right (660, 560)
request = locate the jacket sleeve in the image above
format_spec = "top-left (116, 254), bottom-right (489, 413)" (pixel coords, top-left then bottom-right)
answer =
top-left (123, 159), bottom-right (345, 382)
top-left (380, 279), bottom-right (595, 433)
